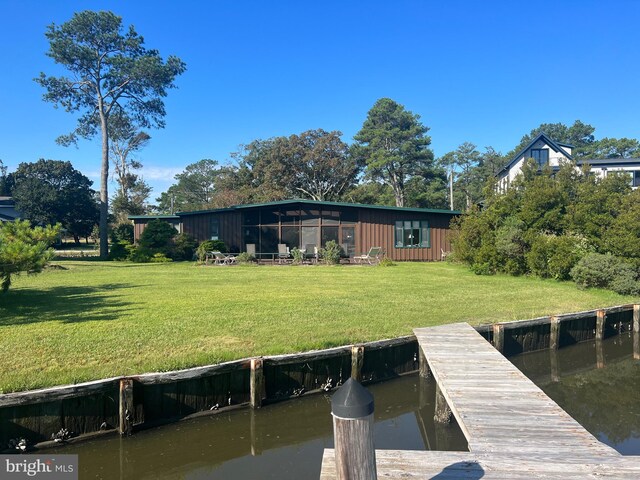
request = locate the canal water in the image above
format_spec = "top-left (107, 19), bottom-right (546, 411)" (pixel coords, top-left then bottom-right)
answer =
top-left (49, 331), bottom-right (639, 477)
top-left (510, 331), bottom-right (640, 455)
top-left (50, 374), bottom-right (467, 479)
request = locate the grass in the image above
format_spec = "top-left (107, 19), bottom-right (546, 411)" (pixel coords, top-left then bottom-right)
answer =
top-left (0, 261), bottom-right (637, 393)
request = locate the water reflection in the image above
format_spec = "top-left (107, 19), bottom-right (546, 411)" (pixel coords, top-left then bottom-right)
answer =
top-left (50, 374), bottom-right (467, 479)
top-left (511, 331), bottom-right (640, 455)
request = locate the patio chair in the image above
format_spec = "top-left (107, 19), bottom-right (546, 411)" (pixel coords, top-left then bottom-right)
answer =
top-left (353, 247), bottom-right (383, 265)
top-left (303, 244), bottom-right (318, 263)
top-left (277, 244), bottom-right (291, 264)
top-left (246, 244), bottom-right (256, 256)
top-left (211, 251), bottom-right (236, 265)
top-left (441, 248), bottom-right (451, 261)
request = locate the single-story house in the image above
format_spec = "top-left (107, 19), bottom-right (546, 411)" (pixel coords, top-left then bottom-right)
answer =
top-left (0, 197), bottom-right (20, 222)
top-left (130, 200), bottom-right (460, 261)
top-left (496, 132), bottom-right (640, 191)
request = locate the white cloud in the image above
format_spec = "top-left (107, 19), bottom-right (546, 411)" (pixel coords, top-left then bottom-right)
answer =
top-left (138, 166), bottom-right (184, 181)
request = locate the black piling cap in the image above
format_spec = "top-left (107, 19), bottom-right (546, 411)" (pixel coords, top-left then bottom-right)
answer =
top-left (331, 378), bottom-right (374, 419)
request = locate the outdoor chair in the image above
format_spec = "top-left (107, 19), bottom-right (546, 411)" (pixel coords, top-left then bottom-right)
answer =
top-left (277, 244), bottom-right (291, 264)
top-left (440, 248), bottom-right (451, 261)
top-left (246, 244), bottom-right (256, 256)
top-left (354, 247), bottom-right (383, 265)
top-left (211, 251), bottom-right (236, 265)
top-left (303, 244), bottom-right (318, 263)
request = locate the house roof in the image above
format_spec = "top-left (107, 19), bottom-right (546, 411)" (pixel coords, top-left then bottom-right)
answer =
top-left (175, 199), bottom-right (461, 217)
top-left (497, 132), bottom-right (574, 176)
top-left (576, 157), bottom-right (640, 167)
top-left (129, 200), bottom-right (460, 221)
top-left (127, 214), bottom-right (181, 220)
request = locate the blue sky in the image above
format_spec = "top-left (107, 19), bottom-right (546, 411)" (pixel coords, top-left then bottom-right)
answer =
top-left (1, 0), bottom-right (639, 198)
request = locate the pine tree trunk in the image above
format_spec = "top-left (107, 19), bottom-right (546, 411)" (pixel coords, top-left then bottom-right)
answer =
top-left (99, 113), bottom-right (109, 259)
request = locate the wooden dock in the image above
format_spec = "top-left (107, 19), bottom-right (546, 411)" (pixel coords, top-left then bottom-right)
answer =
top-left (320, 322), bottom-right (640, 478)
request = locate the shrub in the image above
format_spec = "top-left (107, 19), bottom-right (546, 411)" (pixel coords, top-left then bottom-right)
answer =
top-left (150, 253), bottom-right (172, 263)
top-left (138, 220), bottom-right (177, 257)
top-left (110, 223), bottom-right (134, 244)
top-left (173, 233), bottom-right (197, 261)
top-left (236, 252), bottom-right (256, 264)
top-left (128, 246), bottom-right (152, 263)
top-left (108, 241), bottom-right (130, 261)
top-left (196, 240), bottom-right (228, 262)
top-left (319, 241), bottom-right (342, 265)
top-left (571, 253), bottom-right (639, 293)
top-left (378, 257), bottom-right (396, 267)
top-left (291, 247), bottom-right (304, 265)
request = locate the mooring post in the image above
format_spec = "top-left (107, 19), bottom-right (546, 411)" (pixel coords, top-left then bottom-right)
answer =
top-left (633, 304), bottom-right (639, 334)
top-left (596, 309), bottom-right (606, 341)
top-left (351, 345), bottom-right (365, 382)
top-left (549, 347), bottom-right (560, 382)
top-left (596, 337), bottom-right (605, 369)
top-left (250, 357), bottom-right (265, 409)
top-left (550, 316), bottom-right (560, 350)
top-left (492, 323), bottom-right (504, 353)
top-left (418, 348), bottom-right (431, 378)
top-left (331, 378), bottom-right (377, 480)
top-left (119, 378), bottom-right (134, 436)
top-left (433, 383), bottom-right (452, 423)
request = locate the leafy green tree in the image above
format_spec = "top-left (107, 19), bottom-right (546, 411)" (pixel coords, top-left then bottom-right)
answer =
top-left (286, 129), bottom-right (359, 201)
top-left (508, 120), bottom-right (596, 158)
top-left (0, 220), bottom-right (60, 292)
top-left (12, 159), bottom-right (99, 243)
top-left (343, 181), bottom-right (395, 206)
top-left (36, 10), bottom-right (186, 258)
top-left (156, 159), bottom-right (221, 213)
top-left (109, 115), bottom-right (152, 222)
top-left (353, 98), bottom-right (435, 207)
top-left (582, 137), bottom-right (640, 159)
top-left (0, 160), bottom-right (10, 196)
top-left (603, 188), bottom-right (640, 263)
top-left (439, 142), bottom-right (482, 211)
top-left (137, 219), bottom-right (177, 257)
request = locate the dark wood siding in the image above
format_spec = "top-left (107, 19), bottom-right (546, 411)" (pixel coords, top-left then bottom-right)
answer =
top-left (357, 209), bottom-right (455, 261)
top-left (181, 211), bottom-right (243, 252)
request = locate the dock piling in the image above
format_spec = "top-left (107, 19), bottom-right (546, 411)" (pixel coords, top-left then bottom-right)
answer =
top-left (331, 378), bottom-right (377, 480)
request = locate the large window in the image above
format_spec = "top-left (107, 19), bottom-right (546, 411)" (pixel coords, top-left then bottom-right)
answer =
top-left (634, 171), bottom-right (640, 187)
top-left (530, 149), bottom-right (549, 168)
top-left (395, 221), bottom-right (430, 248)
top-left (210, 217), bottom-right (220, 240)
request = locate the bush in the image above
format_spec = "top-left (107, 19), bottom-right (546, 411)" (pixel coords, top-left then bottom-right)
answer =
top-left (138, 220), bottom-right (177, 257)
top-left (291, 247), bottom-right (304, 265)
top-left (128, 246), bottom-right (152, 263)
top-left (319, 241), bottom-right (342, 265)
top-left (150, 253), bottom-right (172, 263)
top-left (236, 252), bottom-right (256, 264)
top-left (173, 233), bottom-right (197, 261)
top-left (110, 223), bottom-right (134, 244)
top-left (378, 257), bottom-right (396, 267)
top-left (108, 241), bottom-right (130, 261)
top-left (196, 240), bottom-right (228, 263)
top-left (570, 253), bottom-right (639, 294)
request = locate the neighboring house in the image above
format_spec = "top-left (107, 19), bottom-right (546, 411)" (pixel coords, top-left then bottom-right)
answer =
top-left (496, 132), bottom-right (640, 191)
top-left (0, 196), bottom-right (20, 222)
top-left (130, 199), bottom-right (460, 261)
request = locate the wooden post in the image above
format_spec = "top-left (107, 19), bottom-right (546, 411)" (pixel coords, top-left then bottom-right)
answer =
top-left (119, 378), bottom-right (134, 436)
top-left (549, 347), bottom-right (559, 383)
top-left (596, 309), bottom-right (606, 341)
top-left (492, 324), bottom-right (504, 353)
top-left (250, 357), bottom-right (265, 409)
top-left (331, 378), bottom-right (377, 480)
top-left (351, 345), bottom-right (364, 382)
top-left (633, 304), bottom-right (639, 334)
top-left (596, 337), bottom-right (605, 369)
top-left (550, 316), bottom-right (560, 350)
top-left (418, 348), bottom-right (431, 378)
top-left (634, 331), bottom-right (640, 361)
top-left (433, 383), bottom-right (451, 424)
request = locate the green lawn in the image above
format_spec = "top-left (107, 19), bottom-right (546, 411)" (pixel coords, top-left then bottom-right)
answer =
top-left (0, 261), bottom-right (637, 393)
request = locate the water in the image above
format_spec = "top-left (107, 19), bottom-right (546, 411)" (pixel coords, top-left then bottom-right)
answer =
top-left (50, 374), bottom-right (467, 479)
top-left (510, 331), bottom-right (640, 455)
